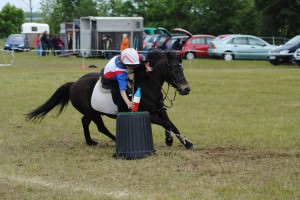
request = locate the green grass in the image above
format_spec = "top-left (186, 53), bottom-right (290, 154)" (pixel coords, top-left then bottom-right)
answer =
top-left (0, 38), bottom-right (4, 48)
top-left (1, 52), bottom-right (300, 199)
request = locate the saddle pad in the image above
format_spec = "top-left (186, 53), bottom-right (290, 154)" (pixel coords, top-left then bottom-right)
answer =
top-left (91, 80), bottom-right (118, 115)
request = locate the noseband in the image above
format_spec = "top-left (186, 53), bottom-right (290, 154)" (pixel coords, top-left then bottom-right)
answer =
top-left (167, 62), bottom-right (186, 89)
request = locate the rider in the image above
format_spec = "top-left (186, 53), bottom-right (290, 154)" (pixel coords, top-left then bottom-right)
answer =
top-left (101, 48), bottom-right (148, 112)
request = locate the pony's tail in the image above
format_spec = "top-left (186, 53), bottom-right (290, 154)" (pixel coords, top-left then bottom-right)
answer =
top-left (26, 82), bottom-right (74, 122)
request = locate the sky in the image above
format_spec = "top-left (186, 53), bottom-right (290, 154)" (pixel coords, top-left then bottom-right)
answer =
top-left (0, 0), bottom-right (41, 12)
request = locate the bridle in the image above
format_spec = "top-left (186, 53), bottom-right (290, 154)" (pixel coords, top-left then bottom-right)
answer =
top-left (146, 59), bottom-right (184, 108)
top-left (161, 82), bottom-right (177, 108)
top-left (168, 62), bottom-right (186, 88)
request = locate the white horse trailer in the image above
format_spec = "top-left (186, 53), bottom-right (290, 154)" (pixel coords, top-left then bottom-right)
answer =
top-left (60, 22), bottom-right (74, 51)
top-left (59, 19), bottom-right (80, 54)
top-left (79, 17), bottom-right (143, 58)
top-left (21, 23), bottom-right (49, 48)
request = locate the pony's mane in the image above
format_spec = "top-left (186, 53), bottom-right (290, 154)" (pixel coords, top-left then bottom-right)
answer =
top-left (146, 49), bottom-right (166, 67)
top-left (166, 50), bottom-right (181, 62)
top-left (146, 49), bottom-right (180, 68)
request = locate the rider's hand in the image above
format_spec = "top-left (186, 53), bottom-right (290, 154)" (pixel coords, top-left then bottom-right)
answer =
top-left (126, 101), bottom-right (134, 109)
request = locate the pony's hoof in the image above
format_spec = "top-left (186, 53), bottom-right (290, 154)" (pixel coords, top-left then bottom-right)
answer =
top-left (188, 144), bottom-right (196, 150)
top-left (165, 137), bottom-right (173, 146)
top-left (87, 140), bottom-right (98, 146)
top-left (184, 141), bottom-right (196, 150)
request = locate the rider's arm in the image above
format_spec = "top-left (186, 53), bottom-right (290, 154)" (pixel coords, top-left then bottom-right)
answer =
top-left (120, 90), bottom-right (132, 109)
top-left (117, 72), bottom-right (132, 109)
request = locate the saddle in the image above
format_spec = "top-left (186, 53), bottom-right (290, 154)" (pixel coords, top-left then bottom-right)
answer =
top-left (90, 78), bottom-right (118, 115)
top-left (91, 70), bottom-right (134, 114)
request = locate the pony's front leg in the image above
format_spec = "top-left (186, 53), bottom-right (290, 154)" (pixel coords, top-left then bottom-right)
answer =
top-left (165, 128), bottom-right (173, 146)
top-left (151, 112), bottom-right (195, 150)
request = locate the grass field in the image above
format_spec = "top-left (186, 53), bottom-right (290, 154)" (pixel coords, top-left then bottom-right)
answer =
top-left (1, 51), bottom-right (300, 199)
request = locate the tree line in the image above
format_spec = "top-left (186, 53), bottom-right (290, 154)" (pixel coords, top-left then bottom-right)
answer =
top-left (0, 0), bottom-right (299, 38)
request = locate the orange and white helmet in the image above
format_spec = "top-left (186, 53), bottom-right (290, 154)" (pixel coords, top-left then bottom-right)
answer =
top-left (121, 48), bottom-right (140, 66)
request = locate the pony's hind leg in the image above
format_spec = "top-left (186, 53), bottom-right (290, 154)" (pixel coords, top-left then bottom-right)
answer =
top-left (92, 115), bottom-right (116, 141)
top-left (82, 116), bottom-right (98, 145)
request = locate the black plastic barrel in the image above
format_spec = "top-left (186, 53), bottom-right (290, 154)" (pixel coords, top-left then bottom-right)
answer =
top-left (113, 111), bottom-right (155, 160)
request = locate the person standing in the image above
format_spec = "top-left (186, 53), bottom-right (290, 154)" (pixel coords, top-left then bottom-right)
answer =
top-left (51, 35), bottom-right (58, 56)
top-left (102, 34), bottom-right (113, 59)
top-left (56, 34), bottom-right (64, 55)
top-left (40, 31), bottom-right (49, 56)
top-left (47, 34), bottom-right (53, 56)
top-left (36, 33), bottom-right (41, 56)
top-left (120, 33), bottom-right (129, 51)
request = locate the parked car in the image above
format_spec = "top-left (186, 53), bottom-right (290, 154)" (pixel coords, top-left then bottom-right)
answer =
top-left (213, 34), bottom-right (239, 41)
top-left (143, 27), bottom-right (170, 35)
top-left (268, 35), bottom-right (300, 65)
top-left (143, 28), bottom-right (172, 53)
top-left (143, 32), bottom-right (147, 40)
top-left (208, 35), bottom-right (277, 60)
top-left (143, 34), bottom-right (171, 53)
top-left (144, 27), bottom-right (157, 35)
top-left (293, 48), bottom-right (300, 65)
top-left (165, 35), bottom-right (189, 50)
top-left (180, 35), bottom-right (215, 59)
top-left (165, 28), bottom-right (215, 59)
top-left (4, 34), bottom-right (30, 51)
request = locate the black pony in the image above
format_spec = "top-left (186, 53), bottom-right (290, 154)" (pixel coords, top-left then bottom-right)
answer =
top-left (26, 50), bottom-right (195, 149)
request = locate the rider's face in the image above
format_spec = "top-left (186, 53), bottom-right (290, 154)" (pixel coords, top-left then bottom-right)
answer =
top-left (126, 65), bottom-right (139, 70)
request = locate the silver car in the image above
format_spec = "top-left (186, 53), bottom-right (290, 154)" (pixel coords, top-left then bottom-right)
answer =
top-left (208, 35), bottom-right (277, 61)
top-left (293, 48), bottom-right (300, 65)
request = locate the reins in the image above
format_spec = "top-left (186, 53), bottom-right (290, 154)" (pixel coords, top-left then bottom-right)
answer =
top-left (161, 83), bottom-right (177, 108)
top-left (145, 66), bottom-right (177, 108)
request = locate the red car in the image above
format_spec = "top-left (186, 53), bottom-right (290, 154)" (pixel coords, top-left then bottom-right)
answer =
top-left (178, 29), bottom-right (215, 59)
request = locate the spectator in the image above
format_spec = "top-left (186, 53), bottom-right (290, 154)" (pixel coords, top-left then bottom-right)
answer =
top-left (102, 34), bottom-right (113, 59)
top-left (36, 33), bottom-right (42, 56)
top-left (47, 34), bottom-right (53, 56)
top-left (40, 31), bottom-right (49, 56)
top-left (51, 35), bottom-right (58, 56)
top-left (56, 34), bottom-right (64, 55)
top-left (120, 33), bottom-right (129, 51)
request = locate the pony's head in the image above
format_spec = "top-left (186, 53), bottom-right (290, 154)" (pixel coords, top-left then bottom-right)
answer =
top-left (165, 51), bottom-right (190, 95)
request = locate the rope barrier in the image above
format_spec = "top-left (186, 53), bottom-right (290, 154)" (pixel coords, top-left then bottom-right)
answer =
top-left (1, 47), bottom-right (295, 67)
top-left (11, 48), bottom-right (295, 56)
top-left (0, 49), bottom-right (14, 67)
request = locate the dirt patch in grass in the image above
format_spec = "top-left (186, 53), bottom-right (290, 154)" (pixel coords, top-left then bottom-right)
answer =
top-left (196, 145), bottom-right (300, 160)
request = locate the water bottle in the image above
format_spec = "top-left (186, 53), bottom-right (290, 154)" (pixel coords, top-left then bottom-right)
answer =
top-left (131, 87), bottom-right (141, 112)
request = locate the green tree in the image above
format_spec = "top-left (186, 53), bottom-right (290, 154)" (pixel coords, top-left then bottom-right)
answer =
top-left (0, 3), bottom-right (25, 37)
top-left (108, 0), bottom-right (257, 35)
top-left (190, 0), bottom-right (256, 35)
top-left (255, 0), bottom-right (300, 37)
top-left (110, 0), bottom-right (195, 31)
top-left (39, 0), bottom-right (299, 38)
top-left (40, 0), bottom-right (98, 34)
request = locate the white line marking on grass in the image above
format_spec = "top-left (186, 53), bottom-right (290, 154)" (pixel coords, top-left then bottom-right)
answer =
top-left (1, 173), bottom-right (129, 198)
